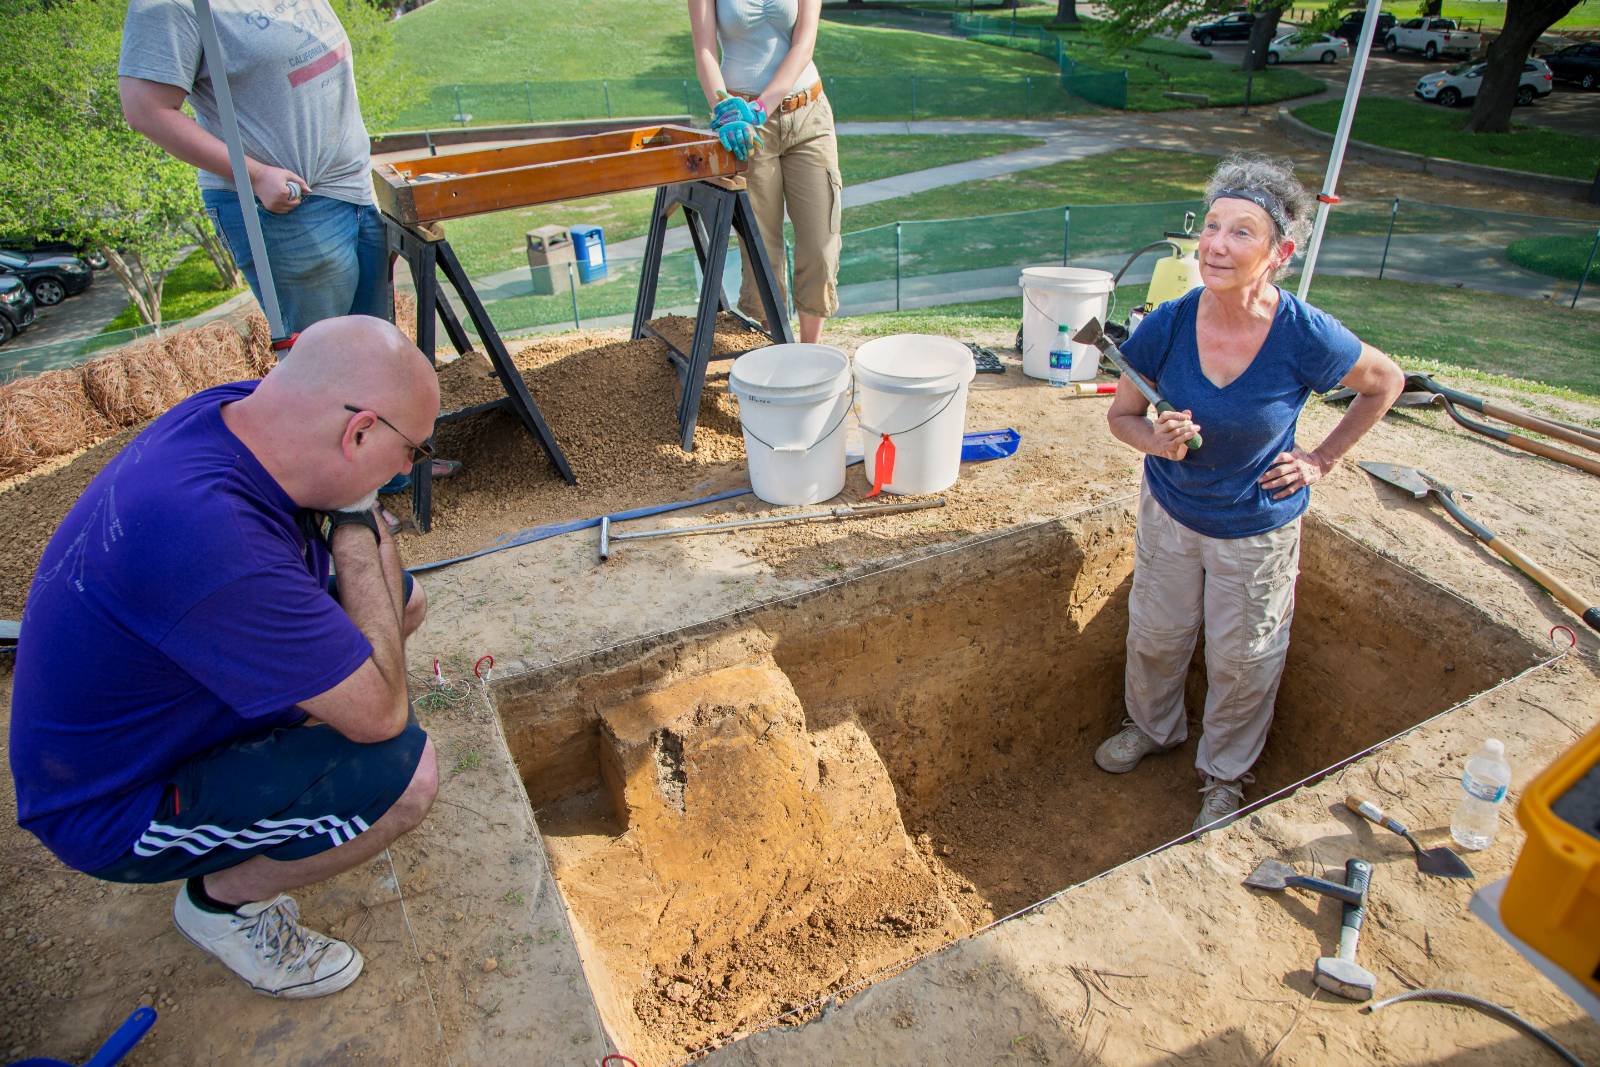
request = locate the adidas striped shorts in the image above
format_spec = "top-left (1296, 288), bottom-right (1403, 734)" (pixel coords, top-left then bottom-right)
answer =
top-left (86, 714), bottom-right (428, 884)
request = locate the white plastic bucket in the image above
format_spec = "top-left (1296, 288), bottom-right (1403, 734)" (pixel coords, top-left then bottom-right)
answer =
top-left (729, 343), bottom-right (853, 506)
top-left (1018, 266), bottom-right (1115, 382)
top-left (854, 334), bottom-right (976, 496)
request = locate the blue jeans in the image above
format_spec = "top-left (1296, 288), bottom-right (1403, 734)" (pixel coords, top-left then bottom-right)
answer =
top-left (202, 189), bottom-right (391, 338)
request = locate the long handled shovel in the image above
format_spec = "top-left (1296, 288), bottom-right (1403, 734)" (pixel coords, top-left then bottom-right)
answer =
top-left (1360, 461), bottom-right (1599, 633)
top-left (1428, 394), bottom-right (1600, 478)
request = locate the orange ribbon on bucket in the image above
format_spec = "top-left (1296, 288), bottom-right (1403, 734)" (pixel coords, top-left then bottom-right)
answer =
top-left (866, 433), bottom-right (895, 498)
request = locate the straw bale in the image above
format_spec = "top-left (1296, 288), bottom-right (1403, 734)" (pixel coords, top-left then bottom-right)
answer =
top-left (243, 312), bottom-right (276, 377)
top-left (83, 338), bottom-right (187, 426)
top-left (396, 292), bottom-right (417, 343)
top-left (167, 322), bottom-right (252, 392)
top-left (0, 368), bottom-right (112, 479)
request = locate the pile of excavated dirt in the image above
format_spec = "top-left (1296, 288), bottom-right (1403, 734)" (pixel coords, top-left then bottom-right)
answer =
top-left (0, 315), bottom-right (767, 614)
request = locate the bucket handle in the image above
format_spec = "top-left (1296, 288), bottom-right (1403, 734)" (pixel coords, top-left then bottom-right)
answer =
top-left (743, 379), bottom-right (856, 455)
top-left (857, 386), bottom-right (959, 441)
top-left (1022, 285), bottom-right (1117, 343)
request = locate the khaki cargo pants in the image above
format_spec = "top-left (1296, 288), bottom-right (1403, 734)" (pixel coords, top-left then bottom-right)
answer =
top-left (735, 91), bottom-right (842, 321)
top-left (1124, 482), bottom-right (1301, 783)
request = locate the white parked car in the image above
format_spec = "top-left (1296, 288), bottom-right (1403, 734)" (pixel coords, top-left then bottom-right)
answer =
top-left (1414, 58), bottom-right (1555, 107)
top-left (1266, 32), bottom-right (1349, 64)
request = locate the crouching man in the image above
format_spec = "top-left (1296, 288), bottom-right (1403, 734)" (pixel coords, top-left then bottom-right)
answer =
top-left (9, 316), bottom-right (440, 999)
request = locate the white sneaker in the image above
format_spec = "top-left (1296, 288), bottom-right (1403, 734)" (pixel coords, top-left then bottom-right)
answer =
top-left (1094, 720), bottom-right (1174, 774)
top-left (173, 886), bottom-right (364, 999)
top-left (1193, 774), bottom-right (1252, 833)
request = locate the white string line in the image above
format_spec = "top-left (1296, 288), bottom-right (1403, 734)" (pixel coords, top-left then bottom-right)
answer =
top-left (386, 845), bottom-right (451, 1065)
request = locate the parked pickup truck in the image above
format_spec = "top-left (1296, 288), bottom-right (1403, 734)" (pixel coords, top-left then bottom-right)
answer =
top-left (1384, 17), bottom-right (1482, 60)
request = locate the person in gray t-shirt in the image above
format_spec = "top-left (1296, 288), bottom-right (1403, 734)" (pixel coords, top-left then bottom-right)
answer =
top-left (119, 0), bottom-right (388, 340)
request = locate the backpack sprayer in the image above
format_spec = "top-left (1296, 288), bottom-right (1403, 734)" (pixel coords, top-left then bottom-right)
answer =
top-left (1116, 211), bottom-right (1204, 339)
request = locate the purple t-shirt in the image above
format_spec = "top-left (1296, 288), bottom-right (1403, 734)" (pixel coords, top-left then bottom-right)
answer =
top-left (9, 382), bottom-right (373, 872)
top-left (1122, 286), bottom-right (1362, 539)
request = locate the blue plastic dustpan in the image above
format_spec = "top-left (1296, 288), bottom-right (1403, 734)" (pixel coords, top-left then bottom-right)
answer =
top-left (960, 428), bottom-right (1022, 464)
top-left (8, 1007), bottom-right (156, 1067)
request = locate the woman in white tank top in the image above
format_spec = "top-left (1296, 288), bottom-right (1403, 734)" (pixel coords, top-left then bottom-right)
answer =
top-left (689, 0), bottom-right (843, 343)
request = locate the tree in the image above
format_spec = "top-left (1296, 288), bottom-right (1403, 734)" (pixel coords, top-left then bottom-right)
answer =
top-left (1464, 0), bottom-right (1581, 132)
top-left (1056, 0), bottom-right (1081, 24)
top-left (0, 0), bottom-right (202, 326)
top-left (1241, 5), bottom-right (1285, 71)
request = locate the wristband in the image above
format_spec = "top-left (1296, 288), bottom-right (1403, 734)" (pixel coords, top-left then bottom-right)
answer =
top-left (327, 508), bottom-right (381, 545)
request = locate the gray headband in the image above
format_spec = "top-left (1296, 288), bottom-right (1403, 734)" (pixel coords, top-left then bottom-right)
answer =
top-left (1209, 188), bottom-right (1292, 237)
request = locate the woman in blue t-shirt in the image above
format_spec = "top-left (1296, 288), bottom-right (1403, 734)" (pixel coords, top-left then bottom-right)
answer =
top-left (1093, 155), bottom-right (1404, 834)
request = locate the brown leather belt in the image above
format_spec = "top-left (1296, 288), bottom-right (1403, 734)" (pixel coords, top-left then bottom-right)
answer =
top-left (734, 80), bottom-right (823, 114)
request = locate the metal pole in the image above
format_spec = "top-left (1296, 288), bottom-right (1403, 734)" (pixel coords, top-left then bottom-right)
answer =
top-left (1377, 197), bottom-right (1399, 280)
top-left (1062, 207), bottom-right (1071, 266)
top-left (524, 80), bottom-right (534, 121)
top-left (1025, 75), bottom-right (1032, 117)
top-left (1298, 0), bottom-right (1384, 301)
top-left (453, 84), bottom-right (465, 126)
top-left (911, 76), bottom-right (918, 120)
top-left (895, 223), bottom-right (903, 311)
top-left (192, 0), bottom-right (285, 339)
top-left (603, 80), bottom-right (612, 118)
top-left (684, 79), bottom-right (694, 121)
top-left (568, 262), bottom-right (580, 328)
top-left (1573, 227), bottom-right (1600, 310)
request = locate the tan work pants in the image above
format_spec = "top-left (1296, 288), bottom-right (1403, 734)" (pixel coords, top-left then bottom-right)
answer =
top-left (1124, 482), bottom-right (1301, 783)
top-left (736, 92), bottom-right (842, 321)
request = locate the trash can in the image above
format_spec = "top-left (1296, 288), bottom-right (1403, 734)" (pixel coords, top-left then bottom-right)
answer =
top-left (526, 225), bottom-right (575, 296)
top-left (570, 224), bottom-right (608, 284)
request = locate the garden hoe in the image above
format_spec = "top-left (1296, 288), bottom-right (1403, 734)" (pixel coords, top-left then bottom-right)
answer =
top-left (1359, 461), bottom-right (1600, 633)
top-left (1345, 794), bottom-right (1473, 879)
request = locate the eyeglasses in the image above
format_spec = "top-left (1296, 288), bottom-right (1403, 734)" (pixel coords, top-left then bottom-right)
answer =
top-left (343, 404), bottom-right (434, 466)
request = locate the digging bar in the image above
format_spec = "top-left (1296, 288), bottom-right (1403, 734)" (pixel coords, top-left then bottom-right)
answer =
top-left (598, 497), bottom-right (945, 562)
top-left (1243, 858), bottom-right (1367, 906)
top-left (1412, 374), bottom-right (1600, 453)
top-left (1359, 461), bottom-right (1600, 633)
top-left (1072, 318), bottom-right (1201, 451)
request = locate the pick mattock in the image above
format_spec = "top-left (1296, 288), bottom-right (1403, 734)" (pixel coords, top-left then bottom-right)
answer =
top-left (1360, 461), bottom-right (1600, 633)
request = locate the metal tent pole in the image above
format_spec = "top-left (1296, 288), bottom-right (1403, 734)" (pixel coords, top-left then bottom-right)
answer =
top-left (1296, 0), bottom-right (1384, 302)
top-left (192, 0), bottom-right (287, 340)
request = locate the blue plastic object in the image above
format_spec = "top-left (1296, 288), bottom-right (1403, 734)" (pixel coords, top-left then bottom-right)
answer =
top-left (569, 225), bottom-right (607, 284)
top-left (961, 428), bottom-right (1022, 464)
top-left (9, 1007), bottom-right (157, 1067)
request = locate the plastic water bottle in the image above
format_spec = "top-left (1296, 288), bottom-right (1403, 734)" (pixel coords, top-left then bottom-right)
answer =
top-left (1450, 739), bottom-right (1511, 851)
top-left (1048, 324), bottom-right (1073, 388)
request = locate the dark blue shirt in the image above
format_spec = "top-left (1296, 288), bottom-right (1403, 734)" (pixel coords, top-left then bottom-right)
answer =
top-left (9, 382), bottom-right (373, 872)
top-left (1122, 287), bottom-right (1362, 539)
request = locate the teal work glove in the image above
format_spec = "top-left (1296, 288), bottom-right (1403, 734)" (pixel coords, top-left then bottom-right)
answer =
top-left (716, 119), bottom-right (763, 160)
top-left (711, 93), bottom-right (766, 131)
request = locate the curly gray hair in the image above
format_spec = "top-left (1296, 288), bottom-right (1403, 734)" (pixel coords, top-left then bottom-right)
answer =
top-left (1204, 155), bottom-right (1314, 274)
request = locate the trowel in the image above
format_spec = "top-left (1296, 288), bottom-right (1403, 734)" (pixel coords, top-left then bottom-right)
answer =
top-left (1360, 461), bottom-right (1600, 633)
top-left (1345, 795), bottom-right (1473, 879)
top-left (1072, 318), bottom-right (1201, 452)
top-left (1244, 859), bottom-right (1367, 906)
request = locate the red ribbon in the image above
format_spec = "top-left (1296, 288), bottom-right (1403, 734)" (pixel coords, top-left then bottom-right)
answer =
top-left (866, 433), bottom-right (895, 498)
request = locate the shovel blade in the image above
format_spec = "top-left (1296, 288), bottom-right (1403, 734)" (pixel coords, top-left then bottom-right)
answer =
top-left (1358, 460), bottom-right (1431, 500)
top-left (1072, 317), bottom-right (1106, 348)
top-left (1243, 859), bottom-right (1294, 890)
top-left (1415, 846), bottom-right (1474, 880)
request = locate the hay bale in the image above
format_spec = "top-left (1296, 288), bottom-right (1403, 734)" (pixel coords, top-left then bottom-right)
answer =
top-left (396, 292), bottom-right (417, 343)
top-left (0, 368), bottom-right (112, 479)
top-left (83, 337), bottom-right (187, 426)
top-left (243, 312), bottom-right (276, 378)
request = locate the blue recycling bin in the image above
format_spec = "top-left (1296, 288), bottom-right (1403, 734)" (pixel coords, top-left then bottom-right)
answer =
top-left (570, 224), bottom-right (608, 284)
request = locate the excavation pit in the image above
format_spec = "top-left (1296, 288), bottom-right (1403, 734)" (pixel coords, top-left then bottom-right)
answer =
top-left (494, 503), bottom-right (1544, 1064)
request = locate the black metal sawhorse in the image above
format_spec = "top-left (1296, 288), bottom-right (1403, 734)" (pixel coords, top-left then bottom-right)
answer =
top-left (632, 180), bottom-right (793, 452)
top-left (385, 218), bottom-right (575, 532)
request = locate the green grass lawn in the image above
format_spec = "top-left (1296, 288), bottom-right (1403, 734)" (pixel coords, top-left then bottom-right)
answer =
top-left (1506, 233), bottom-right (1600, 281)
top-left (101, 251), bottom-right (245, 333)
top-left (842, 148), bottom-right (1216, 232)
top-left (391, 0), bottom-right (1075, 127)
top-left (1293, 98), bottom-right (1600, 181)
top-left (847, 276), bottom-right (1600, 398)
top-left (443, 133), bottom-right (1046, 277)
